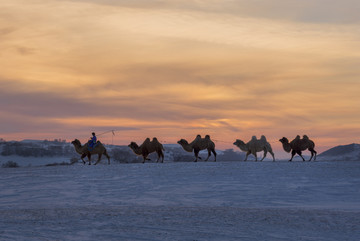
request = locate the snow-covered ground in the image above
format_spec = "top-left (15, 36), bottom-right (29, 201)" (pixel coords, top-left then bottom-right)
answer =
top-left (1, 161), bottom-right (359, 240)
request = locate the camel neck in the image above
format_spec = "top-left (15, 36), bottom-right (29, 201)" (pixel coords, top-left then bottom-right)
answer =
top-left (238, 144), bottom-right (248, 152)
top-left (182, 143), bottom-right (193, 152)
top-left (282, 142), bottom-right (292, 153)
top-left (132, 147), bottom-right (142, 155)
top-left (73, 144), bottom-right (85, 154)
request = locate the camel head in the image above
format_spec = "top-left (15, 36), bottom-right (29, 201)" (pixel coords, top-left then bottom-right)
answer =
top-left (233, 139), bottom-right (245, 146)
top-left (177, 139), bottom-right (189, 146)
top-left (71, 139), bottom-right (81, 147)
top-left (233, 139), bottom-right (248, 152)
top-left (128, 142), bottom-right (139, 150)
top-left (279, 137), bottom-right (289, 144)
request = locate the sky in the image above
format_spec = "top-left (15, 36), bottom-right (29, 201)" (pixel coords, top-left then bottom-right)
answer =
top-left (1, 0), bottom-right (360, 157)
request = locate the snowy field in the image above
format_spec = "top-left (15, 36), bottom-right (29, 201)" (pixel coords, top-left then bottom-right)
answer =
top-left (1, 161), bottom-right (360, 240)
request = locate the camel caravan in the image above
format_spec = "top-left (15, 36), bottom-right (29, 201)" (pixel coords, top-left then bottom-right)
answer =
top-left (71, 133), bottom-right (317, 164)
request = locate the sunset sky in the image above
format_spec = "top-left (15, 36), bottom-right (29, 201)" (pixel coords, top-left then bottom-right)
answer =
top-left (1, 0), bottom-right (360, 157)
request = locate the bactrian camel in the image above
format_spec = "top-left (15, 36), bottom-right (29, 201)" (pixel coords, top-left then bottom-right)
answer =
top-left (233, 135), bottom-right (275, 161)
top-left (128, 137), bottom-right (165, 163)
top-left (177, 134), bottom-right (217, 162)
top-left (279, 135), bottom-right (317, 161)
top-left (71, 139), bottom-right (110, 165)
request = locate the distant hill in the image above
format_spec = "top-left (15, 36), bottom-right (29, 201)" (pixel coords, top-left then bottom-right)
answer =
top-left (318, 143), bottom-right (360, 161)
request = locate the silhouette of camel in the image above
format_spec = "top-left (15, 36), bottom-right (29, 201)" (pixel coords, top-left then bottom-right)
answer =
top-left (233, 135), bottom-right (275, 161)
top-left (128, 137), bottom-right (165, 163)
top-left (279, 135), bottom-right (317, 161)
top-left (71, 139), bottom-right (110, 165)
top-left (177, 135), bottom-right (217, 162)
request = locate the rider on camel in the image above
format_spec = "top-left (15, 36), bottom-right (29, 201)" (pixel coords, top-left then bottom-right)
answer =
top-left (88, 132), bottom-right (97, 149)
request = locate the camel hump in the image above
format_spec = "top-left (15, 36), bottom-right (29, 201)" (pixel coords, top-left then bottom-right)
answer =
top-left (205, 135), bottom-right (210, 139)
top-left (151, 137), bottom-right (165, 150)
top-left (303, 135), bottom-right (309, 140)
top-left (190, 135), bottom-right (202, 145)
top-left (291, 135), bottom-right (301, 144)
top-left (260, 135), bottom-right (267, 141)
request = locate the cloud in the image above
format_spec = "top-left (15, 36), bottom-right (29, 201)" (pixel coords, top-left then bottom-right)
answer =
top-left (0, 0), bottom-right (360, 150)
top-left (0, 27), bottom-right (15, 36)
top-left (56, 0), bottom-right (360, 24)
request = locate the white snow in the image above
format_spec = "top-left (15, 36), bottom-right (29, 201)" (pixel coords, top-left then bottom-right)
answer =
top-left (0, 155), bottom-right (72, 167)
top-left (0, 161), bottom-right (359, 240)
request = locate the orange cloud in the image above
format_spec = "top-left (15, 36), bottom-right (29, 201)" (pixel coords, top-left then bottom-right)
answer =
top-left (0, 0), bottom-right (360, 157)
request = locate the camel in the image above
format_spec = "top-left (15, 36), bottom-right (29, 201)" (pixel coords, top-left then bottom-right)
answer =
top-left (233, 135), bottom-right (275, 161)
top-left (279, 135), bottom-right (317, 161)
top-left (177, 134), bottom-right (217, 162)
top-left (128, 137), bottom-right (165, 163)
top-left (71, 139), bottom-right (110, 165)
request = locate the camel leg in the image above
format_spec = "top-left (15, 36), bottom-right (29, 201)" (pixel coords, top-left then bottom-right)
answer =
top-left (81, 153), bottom-right (87, 164)
top-left (142, 156), bottom-right (146, 163)
top-left (269, 150), bottom-right (275, 161)
top-left (308, 148), bottom-right (317, 161)
top-left (87, 153), bottom-right (92, 165)
top-left (204, 149), bottom-right (211, 161)
top-left (289, 150), bottom-right (296, 162)
top-left (297, 151), bottom-right (306, 161)
top-left (94, 154), bottom-right (102, 165)
top-left (244, 151), bottom-right (250, 161)
top-left (254, 152), bottom-right (258, 162)
top-left (260, 150), bottom-right (267, 161)
top-left (160, 151), bottom-right (164, 163)
top-left (212, 149), bottom-right (217, 162)
top-left (194, 149), bottom-right (200, 162)
top-left (308, 150), bottom-right (314, 161)
top-left (156, 151), bottom-right (162, 163)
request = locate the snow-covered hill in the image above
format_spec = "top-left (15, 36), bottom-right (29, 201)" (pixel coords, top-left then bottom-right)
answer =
top-left (318, 143), bottom-right (360, 161)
